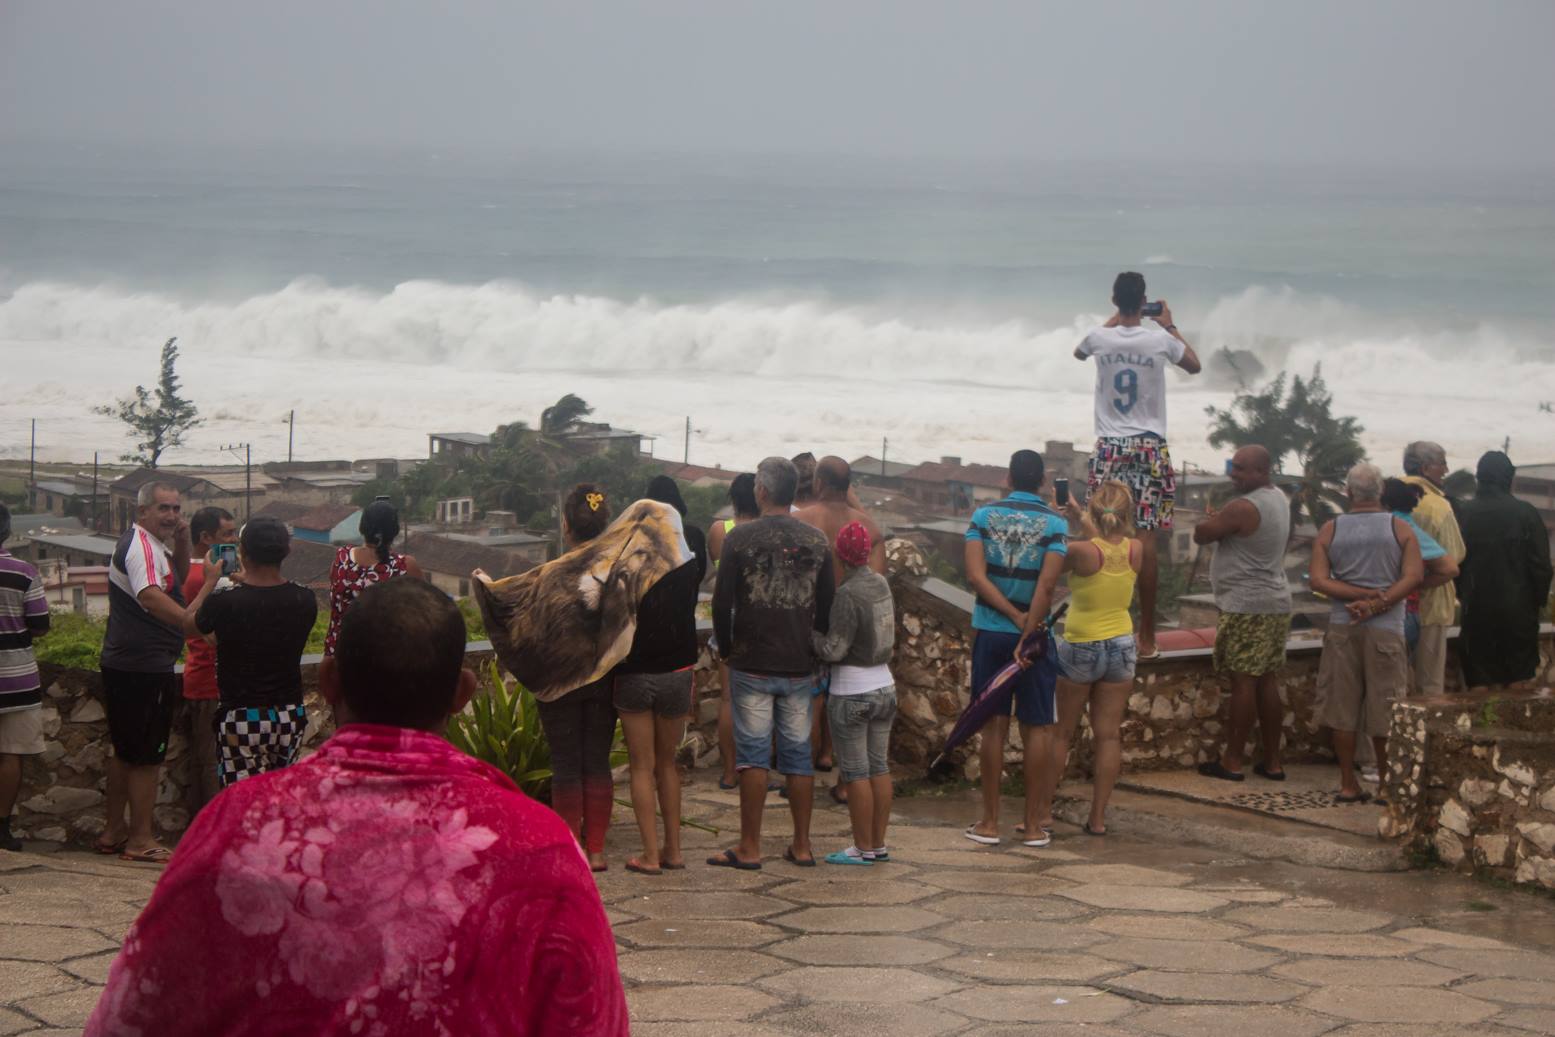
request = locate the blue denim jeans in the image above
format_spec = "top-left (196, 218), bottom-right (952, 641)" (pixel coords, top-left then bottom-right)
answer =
top-left (826, 687), bottom-right (897, 783)
top-left (730, 670), bottom-right (815, 776)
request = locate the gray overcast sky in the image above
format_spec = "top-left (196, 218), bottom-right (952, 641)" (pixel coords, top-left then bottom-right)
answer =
top-left (2, 0), bottom-right (1552, 168)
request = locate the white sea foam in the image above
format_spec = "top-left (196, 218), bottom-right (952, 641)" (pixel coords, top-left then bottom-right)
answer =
top-left (3, 279), bottom-right (1550, 471)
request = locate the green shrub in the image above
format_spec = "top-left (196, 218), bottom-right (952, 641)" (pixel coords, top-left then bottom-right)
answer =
top-left (447, 661), bottom-right (556, 799)
top-left (34, 612), bottom-right (107, 669)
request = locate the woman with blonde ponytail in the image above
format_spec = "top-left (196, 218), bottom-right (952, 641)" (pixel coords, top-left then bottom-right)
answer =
top-left (1045, 480), bottom-right (1142, 836)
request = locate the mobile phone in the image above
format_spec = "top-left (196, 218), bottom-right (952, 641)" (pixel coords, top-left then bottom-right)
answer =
top-left (1054, 478), bottom-right (1070, 506)
top-left (212, 543), bottom-right (239, 576)
top-left (1141, 301), bottom-right (1164, 317)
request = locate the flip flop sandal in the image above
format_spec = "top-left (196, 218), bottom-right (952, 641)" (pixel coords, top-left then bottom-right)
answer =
top-left (706, 849), bottom-right (761, 871)
top-left (868, 849), bottom-right (890, 862)
top-left (590, 863), bottom-right (609, 873)
top-left (1335, 790), bottom-right (1373, 804)
top-left (94, 838), bottom-right (129, 856)
top-left (824, 850), bottom-right (873, 866)
top-left (829, 784), bottom-right (847, 805)
top-left (1021, 833), bottom-right (1052, 848)
top-left (962, 827), bottom-right (1001, 846)
top-left (1253, 763), bottom-right (1287, 781)
top-left (625, 860), bottom-right (662, 876)
top-left (662, 861), bottom-right (687, 871)
top-left (1083, 823), bottom-right (1107, 837)
top-left (718, 779), bottom-right (738, 790)
top-left (119, 846), bottom-right (173, 865)
top-left (783, 847), bottom-right (817, 868)
top-left (1014, 823), bottom-right (1054, 836)
top-left (1197, 760), bottom-right (1246, 782)
top-left (815, 761), bottom-right (834, 773)
top-left (1137, 648), bottom-right (1163, 661)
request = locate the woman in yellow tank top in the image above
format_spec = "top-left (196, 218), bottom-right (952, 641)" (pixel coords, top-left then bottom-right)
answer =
top-left (1048, 481), bottom-right (1142, 837)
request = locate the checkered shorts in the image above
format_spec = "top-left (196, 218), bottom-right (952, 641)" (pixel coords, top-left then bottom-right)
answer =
top-left (216, 703), bottom-right (307, 787)
top-left (1088, 435), bottom-right (1176, 531)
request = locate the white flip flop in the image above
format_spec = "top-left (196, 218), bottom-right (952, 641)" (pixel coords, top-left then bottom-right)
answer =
top-left (962, 827), bottom-right (1000, 846)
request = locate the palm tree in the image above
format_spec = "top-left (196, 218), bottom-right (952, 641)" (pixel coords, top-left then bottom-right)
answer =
top-left (539, 393), bottom-right (593, 435)
top-left (1205, 366), bottom-right (1366, 528)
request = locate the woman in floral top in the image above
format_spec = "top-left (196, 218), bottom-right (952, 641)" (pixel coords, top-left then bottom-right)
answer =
top-left (324, 501), bottom-right (424, 655)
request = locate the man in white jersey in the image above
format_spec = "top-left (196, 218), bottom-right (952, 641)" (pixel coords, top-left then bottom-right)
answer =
top-left (1075, 271), bottom-right (1201, 658)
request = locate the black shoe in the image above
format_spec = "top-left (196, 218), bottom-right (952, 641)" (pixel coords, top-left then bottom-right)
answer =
top-left (0, 818), bottom-right (21, 853)
top-left (1197, 760), bottom-right (1245, 783)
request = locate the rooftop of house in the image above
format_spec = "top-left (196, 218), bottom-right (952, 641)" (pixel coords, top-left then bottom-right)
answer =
top-left (29, 478), bottom-right (102, 497)
top-left (280, 539), bottom-right (338, 593)
top-left (274, 470), bottom-right (375, 489)
top-left (402, 533), bottom-right (536, 581)
top-left (849, 456), bottom-right (917, 480)
top-left (651, 461), bottom-right (741, 484)
top-left (250, 501), bottom-right (315, 525)
top-left (108, 469), bottom-right (216, 495)
top-left (3, 515), bottom-right (87, 539)
top-left (429, 432), bottom-right (492, 447)
top-left (24, 532), bottom-right (120, 556)
top-left (899, 460), bottom-right (1009, 488)
top-left (291, 504), bottom-right (362, 533)
top-left (1514, 463), bottom-right (1555, 483)
top-left (440, 531), bottom-right (549, 548)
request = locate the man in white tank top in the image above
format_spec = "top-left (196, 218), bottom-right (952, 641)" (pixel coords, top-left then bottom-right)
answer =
top-left (1191, 446), bottom-right (1292, 782)
top-left (1310, 463), bottom-right (1424, 804)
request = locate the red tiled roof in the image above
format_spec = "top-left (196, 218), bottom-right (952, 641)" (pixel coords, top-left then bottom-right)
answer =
top-left (651, 461), bottom-right (741, 483)
top-left (292, 504), bottom-right (361, 532)
top-left (899, 461), bottom-right (1008, 488)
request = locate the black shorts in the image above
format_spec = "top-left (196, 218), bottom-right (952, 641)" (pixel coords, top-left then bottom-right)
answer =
top-left (102, 666), bottom-right (178, 766)
top-left (613, 671), bottom-right (693, 718)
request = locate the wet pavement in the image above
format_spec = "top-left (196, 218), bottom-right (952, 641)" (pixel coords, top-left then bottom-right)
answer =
top-left (2, 775), bottom-right (1554, 1035)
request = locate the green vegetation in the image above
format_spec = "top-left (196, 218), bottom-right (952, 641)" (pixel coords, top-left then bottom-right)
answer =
top-left (33, 612), bottom-right (108, 669)
top-left (926, 550), bottom-right (968, 591)
top-left (92, 337), bottom-right (201, 468)
top-left (681, 483), bottom-right (729, 534)
top-left (446, 661), bottom-right (555, 798)
top-left (1205, 366), bottom-right (1366, 527)
top-left (1474, 697), bottom-right (1502, 729)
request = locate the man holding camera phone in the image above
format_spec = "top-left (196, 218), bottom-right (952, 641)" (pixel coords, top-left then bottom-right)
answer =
top-left (1075, 271), bottom-right (1201, 659)
top-left (180, 507), bottom-right (237, 812)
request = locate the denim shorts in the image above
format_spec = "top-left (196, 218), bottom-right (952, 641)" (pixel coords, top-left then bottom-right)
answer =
top-left (826, 686), bottom-right (897, 783)
top-left (614, 671), bottom-right (693, 718)
top-left (730, 670), bottom-right (815, 776)
top-left (1055, 633), bottom-right (1138, 684)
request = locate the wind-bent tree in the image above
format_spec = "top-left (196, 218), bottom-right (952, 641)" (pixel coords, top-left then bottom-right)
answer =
top-left (539, 393), bottom-right (593, 435)
top-left (95, 337), bottom-right (201, 468)
top-left (1205, 366), bottom-right (1366, 527)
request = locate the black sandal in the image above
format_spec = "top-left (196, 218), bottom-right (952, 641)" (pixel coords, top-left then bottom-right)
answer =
top-left (1197, 760), bottom-right (1245, 782)
top-left (1253, 763), bottom-right (1286, 781)
top-left (1335, 790), bottom-right (1373, 804)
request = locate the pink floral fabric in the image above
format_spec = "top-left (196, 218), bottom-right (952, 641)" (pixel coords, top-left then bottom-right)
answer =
top-left (86, 725), bottom-right (627, 1037)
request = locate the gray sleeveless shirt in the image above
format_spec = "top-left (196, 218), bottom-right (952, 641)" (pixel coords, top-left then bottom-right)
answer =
top-left (1211, 485), bottom-right (1292, 614)
top-left (1327, 511), bottom-right (1405, 634)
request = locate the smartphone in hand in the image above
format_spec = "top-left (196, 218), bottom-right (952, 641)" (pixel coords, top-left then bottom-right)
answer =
top-left (1141, 301), bottom-right (1164, 317)
top-left (212, 543), bottom-right (239, 576)
top-left (1054, 478), bottom-right (1070, 507)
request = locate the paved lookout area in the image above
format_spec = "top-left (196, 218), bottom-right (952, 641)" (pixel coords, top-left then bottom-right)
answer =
top-left (3, 777), bottom-right (1555, 1036)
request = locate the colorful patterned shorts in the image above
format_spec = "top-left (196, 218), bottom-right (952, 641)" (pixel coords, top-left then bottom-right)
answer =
top-left (1213, 612), bottom-right (1291, 676)
top-left (1088, 435), bottom-right (1176, 531)
top-left (216, 703), bottom-right (307, 787)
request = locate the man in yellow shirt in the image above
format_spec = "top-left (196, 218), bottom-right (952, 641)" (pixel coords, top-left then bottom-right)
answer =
top-left (1401, 441), bottom-right (1467, 695)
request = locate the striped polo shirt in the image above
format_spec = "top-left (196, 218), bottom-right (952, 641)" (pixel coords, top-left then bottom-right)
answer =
top-left (964, 492), bottom-right (1069, 634)
top-left (0, 549), bottom-right (50, 713)
top-left (101, 524), bottom-right (185, 673)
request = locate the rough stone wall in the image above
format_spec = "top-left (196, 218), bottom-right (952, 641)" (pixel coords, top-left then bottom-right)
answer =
top-left (1381, 687), bottom-right (1555, 891)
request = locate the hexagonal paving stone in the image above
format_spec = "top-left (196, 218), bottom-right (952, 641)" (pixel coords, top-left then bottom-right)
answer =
top-left (0, 871), bottom-right (160, 903)
top-left (880, 825), bottom-right (995, 851)
top-left (1130, 1004), bottom-right (1338, 1037)
top-left (1495, 1008), bottom-right (1555, 1035)
top-left (0, 923), bottom-right (117, 963)
top-left (1322, 1027), bottom-right (1539, 1037)
top-left (1418, 947), bottom-right (1555, 982)
top-left (917, 871), bottom-right (1077, 897)
top-left (905, 848), bottom-right (1042, 870)
top-left (628, 984), bottom-right (780, 1022)
top-left (616, 949), bottom-right (790, 985)
top-left (928, 892), bottom-right (1089, 921)
top-left (1244, 933), bottom-right (1420, 957)
top-left (938, 951), bottom-right (1124, 983)
top-left (1272, 957), bottom-right (1464, 987)
top-left (632, 1024), bottom-right (793, 1037)
top-left (762, 1001), bottom-right (969, 1037)
top-left (613, 919), bottom-right (782, 949)
top-left (60, 952), bottom-right (118, 985)
top-left (0, 961), bottom-right (79, 1000)
top-left (1044, 864), bottom-right (1193, 887)
top-left (1106, 969), bottom-right (1306, 1004)
top-left (1091, 938), bottom-right (1282, 973)
top-left (1390, 927), bottom-right (1512, 950)
top-left (1086, 914), bottom-right (1251, 941)
top-left (622, 891), bottom-right (791, 919)
top-left (1055, 885), bottom-right (1230, 913)
top-left (971, 1027), bottom-right (1135, 1037)
top-left (770, 906), bottom-right (944, 934)
top-left (1224, 905), bottom-right (1392, 932)
top-left (939, 919), bottom-right (1108, 951)
top-left (931, 985), bottom-right (1137, 1023)
top-left (758, 966), bottom-right (961, 1003)
top-left (1300, 986), bottom-right (1500, 1024)
top-left (13, 987), bottom-right (101, 1030)
top-left (0, 894), bottom-right (141, 928)
top-left (1454, 979), bottom-right (1555, 1006)
top-left (1191, 886), bottom-right (1289, 903)
top-left (766, 878), bottom-right (931, 906)
top-left (768, 934), bottom-right (954, 967)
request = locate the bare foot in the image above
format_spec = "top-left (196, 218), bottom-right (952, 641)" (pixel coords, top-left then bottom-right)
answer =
top-left (588, 852), bottom-right (608, 872)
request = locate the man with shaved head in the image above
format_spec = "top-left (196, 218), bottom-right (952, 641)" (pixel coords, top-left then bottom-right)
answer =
top-left (1193, 445), bottom-right (1293, 781)
top-left (796, 456), bottom-right (886, 786)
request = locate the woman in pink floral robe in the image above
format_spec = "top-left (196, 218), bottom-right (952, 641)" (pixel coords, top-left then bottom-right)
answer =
top-left (86, 578), bottom-right (627, 1037)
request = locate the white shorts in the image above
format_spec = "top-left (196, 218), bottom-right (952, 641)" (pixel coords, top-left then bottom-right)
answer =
top-left (0, 707), bottom-right (46, 756)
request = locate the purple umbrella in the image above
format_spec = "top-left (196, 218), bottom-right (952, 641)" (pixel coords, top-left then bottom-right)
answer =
top-left (928, 603), bottom-right (1068, 772)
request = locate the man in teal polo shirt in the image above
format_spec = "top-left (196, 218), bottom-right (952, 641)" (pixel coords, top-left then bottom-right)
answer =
top-left (962, 450), bottom-right (1068, 847)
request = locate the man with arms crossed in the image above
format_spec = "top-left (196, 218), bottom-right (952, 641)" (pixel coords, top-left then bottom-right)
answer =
top-left (710, 457), bottom-right (835, 869)
top-left (1193, 445), bottom-right (1293, 781)
top-left (99, 482), bottom-right (191, 863)
top-left (1076, 271), bottom-right (1201, 658)
top-left (962, 449), bottom-right (1067, 847)
top-left (1398, 441), bottom-right (1466, 695)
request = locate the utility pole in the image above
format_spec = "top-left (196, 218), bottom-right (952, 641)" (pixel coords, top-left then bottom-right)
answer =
top-left (288, 410), bottom-right (295, 464)
top-left (91, 452), bottom-right (99, 532)
top-left (28, 420), bottom-right (35, 510)
top-left (881, 436), bottom-right (888, 478)
top-left (684, 416), bottom-right (691, 465)
top-left (222, 442), bottom-right (253, 522)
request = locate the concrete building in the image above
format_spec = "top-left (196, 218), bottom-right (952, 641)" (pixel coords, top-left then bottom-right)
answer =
top-left (427, 432), bottom-right (492, 464)
top-left (899, 458), bottom-right (1009, 516)
top-left (401, 532), bottom-right (536, 599)
top-left (291, 504), bottom-right (363, 546)
top-left (27, 476), bottom-right (109, 523)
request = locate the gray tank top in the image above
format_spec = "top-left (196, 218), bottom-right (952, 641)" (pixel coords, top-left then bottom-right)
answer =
top-left (1211, 485), bottom-right (1292, 614)
top-left (1327, 511), bottom-right (1405, 633)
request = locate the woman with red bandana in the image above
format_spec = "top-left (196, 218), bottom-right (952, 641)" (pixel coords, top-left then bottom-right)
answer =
top-left (810, 521), bottom-right (898, 865)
